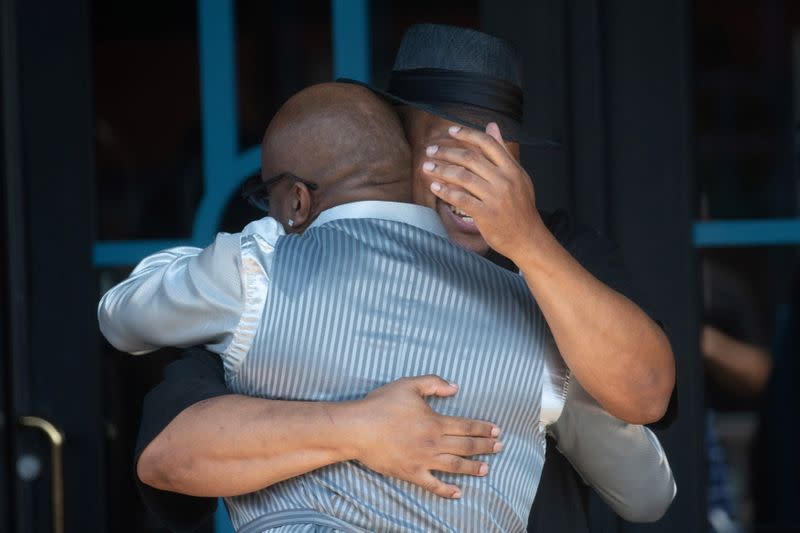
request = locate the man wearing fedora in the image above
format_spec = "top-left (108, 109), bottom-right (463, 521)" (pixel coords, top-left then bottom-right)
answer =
top-left (132, 25), bottom-right (676, 532)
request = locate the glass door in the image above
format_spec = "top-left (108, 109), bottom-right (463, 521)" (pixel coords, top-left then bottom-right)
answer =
top-left (694, 1), bottom-right (800, 530)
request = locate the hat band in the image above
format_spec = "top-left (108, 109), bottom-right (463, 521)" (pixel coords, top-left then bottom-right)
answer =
top-left (387, 68), bottom-right (523, 121)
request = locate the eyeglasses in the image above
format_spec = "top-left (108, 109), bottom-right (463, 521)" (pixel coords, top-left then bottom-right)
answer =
top-left (240, 171), bottom-right (319, 213)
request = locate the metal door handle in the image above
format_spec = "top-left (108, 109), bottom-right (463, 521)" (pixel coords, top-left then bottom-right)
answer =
top-left (18, 416), bottom-right (65, 533)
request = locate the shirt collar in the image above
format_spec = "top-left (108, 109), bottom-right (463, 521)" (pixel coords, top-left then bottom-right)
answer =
top-left (308, 201), bottom-right (448, 239)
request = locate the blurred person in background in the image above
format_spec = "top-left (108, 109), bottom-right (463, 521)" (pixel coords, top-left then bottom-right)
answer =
top-left (701, 257), bottom-right (773, 533)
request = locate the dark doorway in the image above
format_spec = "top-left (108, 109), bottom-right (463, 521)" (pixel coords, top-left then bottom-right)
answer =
top-left (1, 0), bottom-right (105, 531)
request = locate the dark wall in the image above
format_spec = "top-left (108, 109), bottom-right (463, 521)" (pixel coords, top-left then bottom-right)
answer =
top-left (1, 0), bottom-right (30, 529)
top-left (0, 0), bottom-right (14, 525)
top-left (4, 0), bottom-right (106, 531)
top-left (481, 1), bottom-right (703, 531)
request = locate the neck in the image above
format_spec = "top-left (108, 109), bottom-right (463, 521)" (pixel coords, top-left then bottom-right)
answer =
top-left (314, 181), bottom-right (412, 215)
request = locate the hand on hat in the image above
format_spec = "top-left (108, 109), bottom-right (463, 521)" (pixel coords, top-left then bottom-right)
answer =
top-left (424, 122), bottom-right (545, 260)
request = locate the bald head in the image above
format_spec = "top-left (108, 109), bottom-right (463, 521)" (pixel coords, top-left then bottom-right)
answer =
top-left (261, 83), bottom-right (411, 230)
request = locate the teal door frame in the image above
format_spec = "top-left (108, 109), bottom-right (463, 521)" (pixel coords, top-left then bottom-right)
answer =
top-left (92, 0), bottom-right (371, 268)
top-left (693, 218), bottom-right (800, 247)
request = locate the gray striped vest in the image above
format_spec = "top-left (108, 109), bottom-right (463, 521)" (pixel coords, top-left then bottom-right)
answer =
top-left (224, 218), bottom-right (548, 533)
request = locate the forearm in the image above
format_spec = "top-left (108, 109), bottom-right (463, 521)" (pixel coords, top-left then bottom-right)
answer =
top-left (702, 325), bottom-right (772, 395)
top-left (138, 394), bottom-right (360, 497)
top-left (514, 223), bottom-right (675, 424)
top-left (551, 379), bottom-right (676, 522)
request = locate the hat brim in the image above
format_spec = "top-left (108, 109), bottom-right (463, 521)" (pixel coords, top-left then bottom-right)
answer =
top-left (338, 78), bottom-right (561, 149)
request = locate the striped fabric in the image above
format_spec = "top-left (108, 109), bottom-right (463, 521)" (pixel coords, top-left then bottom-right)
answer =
top-left (224, 217), bottom-right (550, 533)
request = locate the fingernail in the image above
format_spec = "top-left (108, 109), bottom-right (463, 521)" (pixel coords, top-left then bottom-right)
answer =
top-left (452, 490), bottom-right (462, 499)
top-left (430, 181), bottom-right (442, 192)
top-left (449, 125), bottom-right (461, 135)
top-left (493, 441), bottom-right (504, 453)
top-left (479, 463), bottom-right (489, 476)
top-left (423, 161), bottom-right (435, 172)
top-left (449, 382), bottom-right (459, 391)
top-left (491, 426), bottom-right (500, 438)
top-left (426, 144), bottom-right (439, 156)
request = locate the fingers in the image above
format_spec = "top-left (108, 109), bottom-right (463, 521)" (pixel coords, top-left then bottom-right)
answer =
top-left (438, 435), bottom-right (504, 457)
top-left (485, 122), bottom-right (511, 156)
top-left (405, 374), bottom-right (459, 398)
top-left (429, 182), bottom-right (482, 215)
top-left (425, 144), bottom-right (496, 181)
top-left (423, 160), bottom-right (491, 202)
top-left (433, 454), bottom-right (490, 477)
top-left (415, 472), bottom-right (463, 499)
top-left (442, 415), bottom-right (501, 438)
top-left (447, 124), bottom-right (511, 168)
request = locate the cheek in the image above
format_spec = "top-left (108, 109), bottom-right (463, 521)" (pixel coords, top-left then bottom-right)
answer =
top-left (268, 194), bottom-right (291, 226)
top-left (269, 205), bottom-right (288, 227)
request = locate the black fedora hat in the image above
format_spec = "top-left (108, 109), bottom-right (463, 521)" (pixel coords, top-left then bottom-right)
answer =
top-left (339, 23), bottom-right (559, 148)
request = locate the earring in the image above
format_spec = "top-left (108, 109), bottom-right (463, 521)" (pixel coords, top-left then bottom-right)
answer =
top-left (287, 219), bottom-right (295, 227)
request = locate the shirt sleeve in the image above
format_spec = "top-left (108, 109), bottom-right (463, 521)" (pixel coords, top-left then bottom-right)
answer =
top-left (134, 347), bottom-right (230, 532)
top-left (539, 328), bottom-right (570, 429)
top-left (97, 217), bottom-right (283, 358)
top-left (541, 209), bottom-right (678, 429)
top-left (548, 377), bottom-right (677, 523)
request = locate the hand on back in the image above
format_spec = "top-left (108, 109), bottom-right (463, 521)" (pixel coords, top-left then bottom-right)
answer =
top-left (351, 375), bottom-right (503, 499)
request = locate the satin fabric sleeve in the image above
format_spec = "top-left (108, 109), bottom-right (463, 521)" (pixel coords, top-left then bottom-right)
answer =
top-left (547, 377), bottom-right (677, 523)
top-left (97, 217), bottom-right (283, 357)
top-left (540, 329), bottom-right (570, 429)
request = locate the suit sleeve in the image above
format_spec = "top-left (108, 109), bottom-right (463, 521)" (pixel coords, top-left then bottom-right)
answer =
top-left (134, 347), bottom-right (230, 532)
top-left (548, 378), bottom-right (677, 522)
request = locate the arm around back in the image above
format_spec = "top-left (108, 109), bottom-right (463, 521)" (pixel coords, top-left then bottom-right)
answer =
top-left (137, 347), bottom-right (363, 498)
top-left (134, 348), bottom-right (230, 531)
top-left (137, 347), bottom-right (505, 502)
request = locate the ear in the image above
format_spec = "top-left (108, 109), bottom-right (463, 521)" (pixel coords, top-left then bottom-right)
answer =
top-left (287, 182), bottom-right (314, 231)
